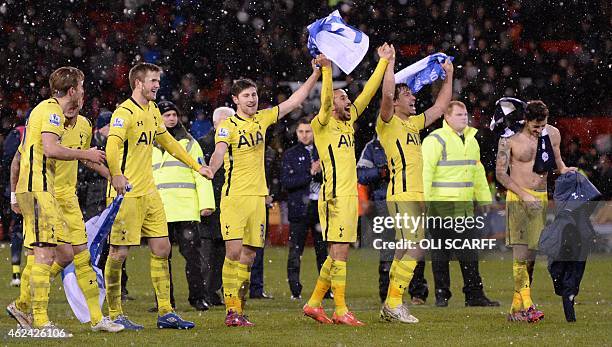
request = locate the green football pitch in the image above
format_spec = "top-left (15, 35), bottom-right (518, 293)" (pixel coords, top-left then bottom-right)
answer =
top-left (1, 244), bottom-right (610, 346)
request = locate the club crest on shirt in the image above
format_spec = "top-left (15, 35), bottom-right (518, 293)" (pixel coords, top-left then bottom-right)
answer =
top-left (218, 128), bottom-right (229, 138)
top-left (49, 113), bottom-right (60, 126)
top-left (112, 117), bottom-right (125, 128)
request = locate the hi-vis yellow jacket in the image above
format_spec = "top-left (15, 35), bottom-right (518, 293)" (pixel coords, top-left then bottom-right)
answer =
top-left (152, 138), bottom-right (215, 222)
top-left (422, 120), bottom-right (491, 216)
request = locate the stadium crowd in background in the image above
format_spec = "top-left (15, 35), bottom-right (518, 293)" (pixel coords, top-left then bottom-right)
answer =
top-left (0, 1), bottom-right (609, 190)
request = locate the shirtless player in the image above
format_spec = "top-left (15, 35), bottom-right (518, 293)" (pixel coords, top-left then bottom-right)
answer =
top-left (495, 100), bottom-right (576, 322)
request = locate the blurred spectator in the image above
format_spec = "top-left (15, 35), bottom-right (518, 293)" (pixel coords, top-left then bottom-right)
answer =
top-left (281, 118), bottom-right (328, 300)
top-left (198, 106), bottom-right (234, 306)
top-left (152, 100), bottom-right (215, 311)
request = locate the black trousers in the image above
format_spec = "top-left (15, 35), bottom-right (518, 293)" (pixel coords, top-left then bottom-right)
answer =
top-left (200, 210), bottom-right (226, 303)
top-left (168, 221), bottom-right (206, 304)
top-left (8, 212), bottom-right (23, 268)
top-left (249, 207), bottom-right (271, 297)
top-left (287, 200), bottom-right (328, 297)
top-left (430, 226), bottom-right (484, 301)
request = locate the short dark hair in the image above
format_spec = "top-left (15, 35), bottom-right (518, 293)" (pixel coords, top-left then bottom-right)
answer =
top-left (297, 117), bottom-right (311, 125)
top-left (525, 100), bottom-right (549, 121)
top-left (49, 67), bottom-right (84, 97)
top-left (129, 63), bottom-right (162, 90)
top-left (231, 78), bottom-right (257, 96)
top-left (394, 83), bottom-right (411, 101)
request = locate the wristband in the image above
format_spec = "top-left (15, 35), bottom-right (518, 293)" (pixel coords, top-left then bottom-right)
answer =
top-left (10, 192), bottom-right (17, 205)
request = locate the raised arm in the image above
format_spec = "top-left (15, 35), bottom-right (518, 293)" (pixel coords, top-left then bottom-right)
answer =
top-left (278, 59), bottom-right (321, 119)
top-left (379, 44), bottom-right (396, 123)
top-left (353, 45), bottom-right (390, 116)
top-left (315, 54), bottom-right (334, 126)
top-left (423, 58), bottom-right (454, 127)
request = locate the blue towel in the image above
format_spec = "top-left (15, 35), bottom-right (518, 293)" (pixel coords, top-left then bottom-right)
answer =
top-left (394, 53), bottom-right (454, 94)
top-left (307, 10), bottom-right (369, 75)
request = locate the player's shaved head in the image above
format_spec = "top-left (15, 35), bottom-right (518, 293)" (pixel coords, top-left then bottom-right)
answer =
top-left (129, 63), bottom-right (162, 90)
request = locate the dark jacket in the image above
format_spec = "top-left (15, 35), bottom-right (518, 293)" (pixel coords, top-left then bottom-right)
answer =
top-left (357, 138), bottom-right (388, 202)
top-left (77, 131), bottom-right (108, 220)
top-left (198, 128), bottom-right (224, 239)
top-left (199, 128), bottom-right (224, 207)
top-left (2, 126), bottom-right (24, 198)
top-left (281, 143), bottom-right (319, 222)
top-left (539, 172), bottom-right (601, 261)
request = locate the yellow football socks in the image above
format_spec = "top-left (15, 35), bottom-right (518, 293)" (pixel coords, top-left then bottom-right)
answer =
top-left (15, 255), bottom-right (34, 312)
top-left (30, 262), bottom-right (51, 327)
top-left (222, 257), bottom-right (241, 314)
top-left (104, 257), bottom-right (123, 320)
top-left (150, 253), bottom-right (173, 316)
top-left (307, 256), bottom-right (332, 308)
top-left (49, 261), bottom-right (64, 279)
top-left (330, 259), bottom-right (348, 316)
top-left (386, 258), bottom-right (417, 309)
top-left (74, 250), bottom-right (103, 325)
top-left (513, 260), bottom-right (533, 310)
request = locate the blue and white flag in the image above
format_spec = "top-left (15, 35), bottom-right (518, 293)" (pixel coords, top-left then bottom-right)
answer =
top-left (307, 10), bottom-right (369, 75)
top-left (394, 53), bottom-right (454, 94)
top-left (61, 195), bottom-right (124, 323)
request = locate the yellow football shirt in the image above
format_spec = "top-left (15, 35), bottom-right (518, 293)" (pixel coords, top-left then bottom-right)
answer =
top-left (214, 107), bottom-right (278, 196)
top-left (16, 98), bottom-right (66, 193)
top-left (55, 115), bottom-right (92, 199)
top-left (376, 113), bottom-right (426, 197)
top-left (312, 60), bottom-right (387, 201)
top-left (107, 97), bottom-right (167, 197)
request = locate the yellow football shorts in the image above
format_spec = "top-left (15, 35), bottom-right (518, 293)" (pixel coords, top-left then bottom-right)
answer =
top-left (108, 191), bottom-right (168, 246)
top-left (387, 191), bottom-right (425, 241)
top-left (17, 191), bottom-right (63, 248)
top-left (220, 195), bottom-right (266, 248)
top-left (319, 196), bottom-right (358, 243)
top-left (506, 188), bottom-right (548, 250)
top-left (56, 195), bottom-right (87, 246)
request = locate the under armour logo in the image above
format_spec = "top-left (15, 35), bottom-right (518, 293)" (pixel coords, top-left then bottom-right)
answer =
top-left (137, 120), bottom-right (144, 126)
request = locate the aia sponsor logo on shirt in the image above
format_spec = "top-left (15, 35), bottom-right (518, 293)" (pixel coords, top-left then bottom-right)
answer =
top-left (237, 131), bottom-right (264, 148)
top-left (338, 134), bottom-right (354, 148)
